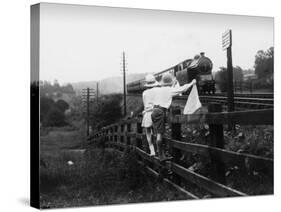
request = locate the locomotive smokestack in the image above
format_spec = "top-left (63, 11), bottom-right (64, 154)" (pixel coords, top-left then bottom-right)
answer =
top-left (200, 52), bottom-right (205, 57)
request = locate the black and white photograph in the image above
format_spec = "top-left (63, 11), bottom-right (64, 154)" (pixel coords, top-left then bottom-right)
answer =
top-left (30, 2), bottom-right (274, 209)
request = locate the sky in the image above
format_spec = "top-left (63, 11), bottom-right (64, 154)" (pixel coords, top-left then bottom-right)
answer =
top-left (39, 3), bottom-right (274, 84)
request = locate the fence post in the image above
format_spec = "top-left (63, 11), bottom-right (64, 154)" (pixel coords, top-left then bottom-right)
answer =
top-left (123, 123), bottom-right (128, 151)
top-left (120, 124), bottom-right (124, 144)
top-left (131, 121), bottom-right (137, 148)
top-left (114, 125), bottom-right (118, 148)
top-left (110, 127), bottom-right (113, 142)
top-left (126, 123), bottom-right (131, 147)
top-left (250, 80), bottom-right (253, 93)
top-left (118, 124), bottom-right (122, 151)
top-left (208, 103), bottom-right (226, 184)
top-left (102, 129), bottom-right (106, 152)
top-left (136, 115), bottom-right (146, 165)
top-left (137, 114), bottom-right (143, 149)
top-left (169, 106), bottom-right (182, 185)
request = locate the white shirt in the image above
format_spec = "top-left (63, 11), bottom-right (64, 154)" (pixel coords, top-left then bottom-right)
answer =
top-left (172, 80), bottom-right (182, 96)
top-left (153, 83), bottom-right (193, 109)
top-left (142, 87), bottom-right (157, 112)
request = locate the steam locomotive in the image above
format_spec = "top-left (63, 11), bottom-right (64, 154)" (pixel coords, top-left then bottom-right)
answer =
top-left (127, 52), bottom-right (215, 94)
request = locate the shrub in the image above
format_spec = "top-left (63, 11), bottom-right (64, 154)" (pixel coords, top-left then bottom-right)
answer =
top-left (55, 99), bottom-right (69, 112)
top-left (43, 107), bottom-right (67, 127)
top-left (40, 96), bottom-right (70, 127)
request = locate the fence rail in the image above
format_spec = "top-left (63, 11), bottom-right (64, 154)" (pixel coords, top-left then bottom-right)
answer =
top-left (169, 109), bottom-right (273, 125)
top-left (89, 104), bottom-right (273, 198)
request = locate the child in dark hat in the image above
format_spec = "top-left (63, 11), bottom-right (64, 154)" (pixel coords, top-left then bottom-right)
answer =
top-left (151, 73), bottom-right (196, 161)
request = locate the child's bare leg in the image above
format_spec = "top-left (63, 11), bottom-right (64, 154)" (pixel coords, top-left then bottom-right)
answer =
top-left (145, 128), bottom-right (155, 156)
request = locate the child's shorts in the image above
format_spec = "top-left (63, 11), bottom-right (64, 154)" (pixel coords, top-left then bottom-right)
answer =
top-left (151, 106), bottom-right (167, 134)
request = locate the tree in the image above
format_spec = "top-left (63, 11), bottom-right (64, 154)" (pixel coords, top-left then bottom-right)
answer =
top-left (40, 97), bottom-right (55, 120)
top-left (233, 66), bottom-right (244, 82)
top-left (61, 83), bottom-right (75, 94)
top-left (90, 94), bottom-right (122, 131)
top-left (100, 94), bottom-right (122, 126)
top-left (214, 66), bottom-right (244, 92)
top-left (40, 80), bottom-right (75, 98)
top-left (55, 99), bottom-right (69, 113)
top-left (40, 96), bottom-right (68, 127)
top-left (43, 107), bottom-right (67, 127)
top-left (254, 47), bottom-right (274, 82)
top-left (214, 67), bottom-right (228, 92)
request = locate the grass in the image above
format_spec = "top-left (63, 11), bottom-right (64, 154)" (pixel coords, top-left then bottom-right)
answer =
top-left (40, 128), bottom-right (190, 209)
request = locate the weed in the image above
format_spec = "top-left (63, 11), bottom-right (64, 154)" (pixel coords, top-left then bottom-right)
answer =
top-left (40, 128), bottom-right (189, 208)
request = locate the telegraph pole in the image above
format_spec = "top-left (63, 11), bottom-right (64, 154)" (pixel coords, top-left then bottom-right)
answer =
top-left (86, 88), bottom-right (90, 136)
top-left (122, 51), bottom-right (127, 117)
top-left (96, 82), bottom-right (99, 104)
top-left (82, 88), bottom-right (95, 137)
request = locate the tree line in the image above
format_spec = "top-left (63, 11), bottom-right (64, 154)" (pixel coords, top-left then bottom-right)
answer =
top-left (89, 94), bottom-right (123, 132)
top-left (214, 46), bottom-right (273, 92)
top-left (39, 80), bottom-right (72, 127)
top-left (40, 80), bottom-right (75, 98)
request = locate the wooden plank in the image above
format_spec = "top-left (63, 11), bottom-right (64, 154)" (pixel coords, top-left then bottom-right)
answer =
top-left (99, 138), bottom-right (273, 174)
top-left (108, 142), bottom-right (126, 149)
top-left (135, 147), bottom-right (162, 167)
top-left (140, 162), bottom-right (199, 199)
top-left (107, 140), bottom-right (200, 199)
top-left (135, 147), bottom-right (153, 162)
top-left (208, 109), bottom-right (273, 125)
top-left (162, 176), bottom-right (200, 200)
top-left (108, 142), bottom-right (198, 199)
top-left (104, 137), bottom-right (248, 197)
top-left (167, 138), bottom-right (209, 156)
top-left (167, 138), bottom-right (273, 171)
top-left (209, 146), bottom-right (273, 172)
top-left (126, 132), bottom-right (137, 138)
top-left (171, 163), bottom-right (247, 197)
top-left (169, 109), bottom-right (273, 125)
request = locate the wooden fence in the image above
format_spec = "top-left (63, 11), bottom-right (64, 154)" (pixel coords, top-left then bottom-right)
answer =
top-left (88, 103), bottom-right (273, 198)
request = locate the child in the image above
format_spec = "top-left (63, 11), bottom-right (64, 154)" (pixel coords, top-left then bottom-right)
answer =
top-left (151, 73), bottom-right (196, 161)
top-left (141, 74), bottom-right (159, 156)
top-left (172, 77), bottom-right (182, 96)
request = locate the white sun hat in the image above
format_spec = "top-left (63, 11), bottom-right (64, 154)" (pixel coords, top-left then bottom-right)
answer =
top-left (144, 74), bottom-right (159, 87)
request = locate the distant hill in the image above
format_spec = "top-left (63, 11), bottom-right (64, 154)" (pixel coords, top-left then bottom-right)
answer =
top-left (71, 73), bottom-right (149, 95)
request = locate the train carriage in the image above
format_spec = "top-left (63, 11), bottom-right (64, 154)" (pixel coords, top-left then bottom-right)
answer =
top-left (127, 52), bottom-right (215, 94)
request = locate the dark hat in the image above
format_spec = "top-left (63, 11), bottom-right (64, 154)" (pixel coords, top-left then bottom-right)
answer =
top-left (160, 73), bottom-right (174, 86)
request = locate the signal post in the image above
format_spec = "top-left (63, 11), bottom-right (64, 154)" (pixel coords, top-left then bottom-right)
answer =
top-left (222, 29), bottom-right (234, 112)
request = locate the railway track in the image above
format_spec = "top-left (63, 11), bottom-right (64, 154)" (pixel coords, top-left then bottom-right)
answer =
top-left (186, 95), bottom-right (273, 109)
top-left (127, 93), bottom-right (274, 110)
top-left (201, 93), bottom-right (273, 99)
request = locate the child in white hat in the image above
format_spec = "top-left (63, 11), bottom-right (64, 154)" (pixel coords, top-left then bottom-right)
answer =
top-left (141, 74), bottom-right (160, 156)
top-left (151, 73), bottom-right (196, 161)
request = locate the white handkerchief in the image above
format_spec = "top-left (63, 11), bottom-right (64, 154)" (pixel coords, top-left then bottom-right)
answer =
top-left (183, 84), bottom-right (202, 114)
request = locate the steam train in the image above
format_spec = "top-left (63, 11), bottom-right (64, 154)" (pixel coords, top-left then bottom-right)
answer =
top-left (127, 52), bottom-right (216, 94)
